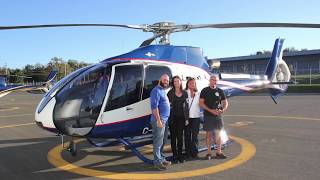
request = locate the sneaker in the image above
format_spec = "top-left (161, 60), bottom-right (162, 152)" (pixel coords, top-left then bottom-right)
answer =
top-left (191, 154), bottom-right (199, 159)
top-left (184, 155), bottom-right (191, 161)
top-left (171, 156), bottom-right (178, 164)
top-left (216, 153), bottom-right (227, 159)
top-left (178, 158), bottom-right (185, 163)
top-left (205, 154), bottom-right (212, 160)
top-left (154, 163), bottom-right (167, 171)
top-left (172, 159), bottom-right (179, 164)
top-left (162, 160), bottom-right (171, 167)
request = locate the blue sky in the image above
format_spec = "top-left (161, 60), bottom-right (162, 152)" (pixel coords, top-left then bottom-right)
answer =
top-left (1, 0), bottom-right (320, 69)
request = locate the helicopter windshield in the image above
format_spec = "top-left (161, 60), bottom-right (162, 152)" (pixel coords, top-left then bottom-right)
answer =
top-left (53, 64), bottom-right (111, 136)
top-left (37, 65), bottom-right (93, 113)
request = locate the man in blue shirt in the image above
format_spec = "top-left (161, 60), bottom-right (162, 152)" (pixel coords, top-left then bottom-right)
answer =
top-left (150, 74), bottom-right (171, 170)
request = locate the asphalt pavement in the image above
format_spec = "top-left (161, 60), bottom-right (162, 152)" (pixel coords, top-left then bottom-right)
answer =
top-left (0, 92), bottom-right (319, 180)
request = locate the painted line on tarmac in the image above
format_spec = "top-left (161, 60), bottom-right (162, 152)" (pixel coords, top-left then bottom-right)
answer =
top-left (0, 122), bottom-right (35, 129)
top-left (229, 121), bottom-right (255, 127)
top-left (47, 135), bottom-right (256, 179)
top-left (0, 114), bottom-right (33, 118)
top-left (0, 107), bottom-right (20, 112)
top-left (0, 92), bottom-right (11, 98)
top-left (225, 114), bottom-right (320, 121)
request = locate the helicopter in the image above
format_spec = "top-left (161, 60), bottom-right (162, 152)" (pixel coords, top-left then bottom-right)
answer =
top-left (0, 70), bottom-right (57, 97)
top-left (2, 21), bottom-right (319, 164)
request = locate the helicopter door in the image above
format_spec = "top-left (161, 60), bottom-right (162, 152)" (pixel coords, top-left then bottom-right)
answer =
top-left (101, 64), bottom-right (144, 132)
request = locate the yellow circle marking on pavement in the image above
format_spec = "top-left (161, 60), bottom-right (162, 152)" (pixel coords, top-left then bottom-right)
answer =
top-left (47, 135), bottom-right (256, 179)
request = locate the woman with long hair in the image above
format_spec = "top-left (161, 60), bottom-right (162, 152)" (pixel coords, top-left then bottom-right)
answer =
top-left (185, 78), bottom-right (201, 159)
top-left (167, 75), bottom-right (189, 163)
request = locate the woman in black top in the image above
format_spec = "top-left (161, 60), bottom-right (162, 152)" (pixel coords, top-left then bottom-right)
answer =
top-left (167, 76), bottom-right (189, 163)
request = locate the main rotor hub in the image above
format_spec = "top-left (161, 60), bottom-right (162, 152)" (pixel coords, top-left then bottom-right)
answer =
top-left (152, 21), bottom-right (176, 29)
top-left (147, 22), bottom-right (176, 45)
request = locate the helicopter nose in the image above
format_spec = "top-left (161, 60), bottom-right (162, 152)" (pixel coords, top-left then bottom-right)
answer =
top-left (35, 96), bottom-right (58, 133)
top-left (35, 63), bottom-right (109, 136)
top-left (52, 64), bottom-right (109, 136)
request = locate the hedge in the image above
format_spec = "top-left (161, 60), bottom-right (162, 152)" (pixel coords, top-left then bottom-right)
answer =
top-left (287, 84), bottom-right (320, 93)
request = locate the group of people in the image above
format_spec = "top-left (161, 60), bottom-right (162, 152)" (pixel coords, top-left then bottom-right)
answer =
top-left (149, 74), bottom-right (229, 170)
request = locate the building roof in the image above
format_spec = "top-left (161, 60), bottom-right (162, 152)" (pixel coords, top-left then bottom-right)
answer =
top-left (211, 49), bottom-right (320, 62)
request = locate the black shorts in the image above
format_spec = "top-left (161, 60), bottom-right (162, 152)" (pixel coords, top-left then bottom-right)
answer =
top-left (203, 115), bottom-right (223, 131)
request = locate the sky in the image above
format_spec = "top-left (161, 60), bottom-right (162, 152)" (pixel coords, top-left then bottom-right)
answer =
top-left (1, 0), bottom-right (320, 69)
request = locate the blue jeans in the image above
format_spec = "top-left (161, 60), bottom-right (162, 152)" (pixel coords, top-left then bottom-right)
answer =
top-left (151, 120), bottom-right (169, 165)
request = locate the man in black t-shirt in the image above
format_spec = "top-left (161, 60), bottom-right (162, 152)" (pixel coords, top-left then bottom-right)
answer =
top-left (199, 75), bottom-right (229, 160)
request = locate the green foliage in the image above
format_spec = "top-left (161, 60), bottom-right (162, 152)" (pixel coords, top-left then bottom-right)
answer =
top-left (292, 74), bottom-right (320, 84)
top-left (47, 57), bottom-right (91, 80)
top-left (8, 69), bottom-right (24, 83)
top-left (287, 84), bottom-right (320, 93)
top-left (283, 47), bottom-right (299, 52)
top-left (1, 57), bottom-right (92, 83)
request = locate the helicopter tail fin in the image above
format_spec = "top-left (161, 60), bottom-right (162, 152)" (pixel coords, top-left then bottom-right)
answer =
top-left (45, 70), bottom-right (57, 83)
top-left (41, 70), bottom-right (57, 93)
top-left (265, 38), bottom-right (291, 104)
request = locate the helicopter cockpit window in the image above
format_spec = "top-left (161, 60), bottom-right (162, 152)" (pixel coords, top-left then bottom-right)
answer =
top-left (142, 65), bottom-right (172, 100)
top-left (37, 65), bottom-right (93, 114)
top-left (53, 64), bottom-right (111, 136)
top-left (105, 65), bottom-right (143, 111)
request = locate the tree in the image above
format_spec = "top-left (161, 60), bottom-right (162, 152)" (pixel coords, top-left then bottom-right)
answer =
top-left (8, 69), bottom-right (24, 83)
top-left (4, 57), bottom-right (92, 84)
top-left (283, 47), bottom-right (299, 53)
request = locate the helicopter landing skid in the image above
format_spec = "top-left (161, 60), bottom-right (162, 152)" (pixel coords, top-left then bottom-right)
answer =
top-left (87, 138), bottom-right (121, 147)
top-left (117, 138), bottom-right (154, 165)
top-left (86, 137), bottom-right (154, 164)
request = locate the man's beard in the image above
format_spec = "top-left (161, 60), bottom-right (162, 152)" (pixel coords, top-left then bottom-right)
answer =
top-left (159, 81), bottom-right (168, 89)
top-left (210, 84), bottom-right (216, 88)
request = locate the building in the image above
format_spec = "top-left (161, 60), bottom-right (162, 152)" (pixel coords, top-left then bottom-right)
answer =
top-left (209, 49), bottom-right (320, 75)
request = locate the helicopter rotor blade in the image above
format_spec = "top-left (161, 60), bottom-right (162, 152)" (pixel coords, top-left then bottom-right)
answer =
top-left (2, 22), bottom-right (320, 31)
top-left (2, 22), bottom-right (320, 46)
top-left (0, 24), bottom-right (147, 30)
top-left (187, 23), bottom-right (320, 29)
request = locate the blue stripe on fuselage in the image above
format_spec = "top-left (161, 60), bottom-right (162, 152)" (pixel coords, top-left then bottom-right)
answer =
top-left (89, 115), bottom-right (152, 138)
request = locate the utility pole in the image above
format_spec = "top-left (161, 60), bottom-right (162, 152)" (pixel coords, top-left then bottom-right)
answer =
top-left (294, 61), bottom-right (297, 84)
top-left (64, 63), bottom-right (67, 77)
top-left (309, 66), bottom-right (312, 85)
top-left (318, 58), bottom-right (320, 73)
top-left (57, 60), bottom-right (67, 78)
top-left (4, 62), bottom-right (8, 75)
